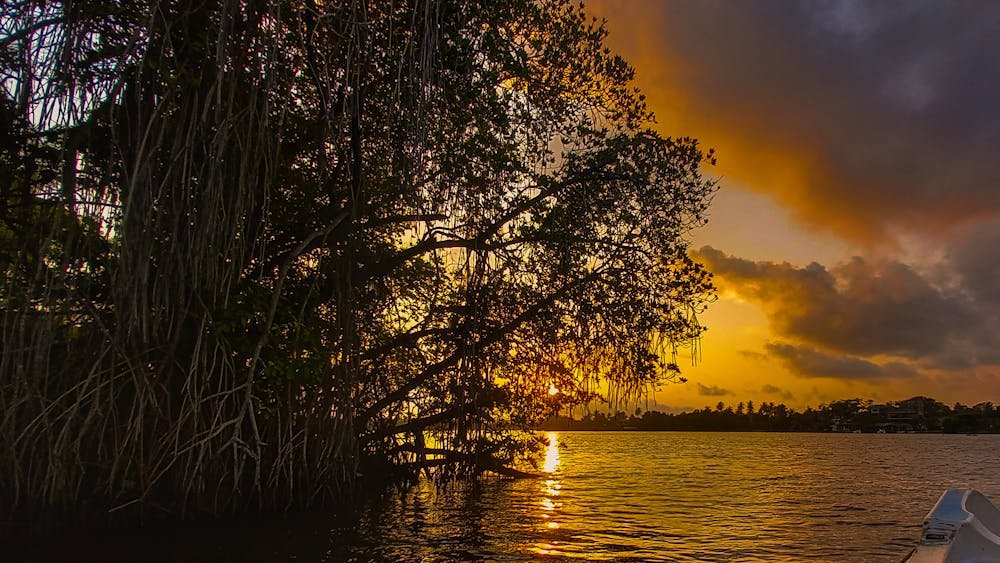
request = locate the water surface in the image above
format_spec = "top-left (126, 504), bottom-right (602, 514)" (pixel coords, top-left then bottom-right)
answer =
top-left (341, 432), bottom-right (1000, 561)
top-left (20, 432), bottom-right (1000, 561)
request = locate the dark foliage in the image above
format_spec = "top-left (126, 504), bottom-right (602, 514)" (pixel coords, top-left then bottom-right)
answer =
top-left (0, 0), bottom-right (715, 529)
top-left (544, 397), bottom-right (1000, 434)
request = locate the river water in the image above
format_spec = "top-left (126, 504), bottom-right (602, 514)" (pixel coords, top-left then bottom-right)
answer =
top-left (18, 432), bottom-right (1000, 561)
top-left (332, 432), bottom-right (1000, 561)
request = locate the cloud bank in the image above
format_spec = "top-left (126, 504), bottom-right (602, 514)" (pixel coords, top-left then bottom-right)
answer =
top-left (585, 1), bottom-right (1000, 396)
top-left (590, 0), bottom-right (1000, 243)
top-left (760, 384), bottom-right (795, 401)
top-left (696, 383), bottom-right (734, 397)
top-left (696, 245), bottom-right (1000, 376)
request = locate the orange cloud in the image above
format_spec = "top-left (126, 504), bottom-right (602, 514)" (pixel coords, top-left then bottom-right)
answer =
top-left (587, 0), bottom-right (1000, 245)
top-left (693, 246), bottom-right (999, 371)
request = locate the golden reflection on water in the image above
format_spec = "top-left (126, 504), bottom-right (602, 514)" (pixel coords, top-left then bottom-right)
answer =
top-left (543, 431), bottom-right (560, 473)
top-left (534, 432), bottom-right (565, 557)
top-left (312, 432), bottom-right (1000, 561)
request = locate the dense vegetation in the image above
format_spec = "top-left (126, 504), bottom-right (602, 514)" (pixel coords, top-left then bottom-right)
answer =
top-left (544, 397), bottom-right (1000, 433)
top-left (0, 0), bottom-right (716, 528)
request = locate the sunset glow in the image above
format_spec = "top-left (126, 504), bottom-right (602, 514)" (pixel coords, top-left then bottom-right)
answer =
top-left (586, 0), bottom-right (1000, 409)
top-left (543, 432), bottom-right (560, 474)
top-left (6, 1), bottom-right (1000, 560)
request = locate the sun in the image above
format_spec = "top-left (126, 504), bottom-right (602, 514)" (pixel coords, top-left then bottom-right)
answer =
top-left (548, 383), bottom-right (559, 396)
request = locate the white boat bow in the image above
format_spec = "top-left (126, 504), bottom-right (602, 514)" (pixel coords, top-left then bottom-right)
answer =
top-left (904, 488), bottom-right (1000, 563)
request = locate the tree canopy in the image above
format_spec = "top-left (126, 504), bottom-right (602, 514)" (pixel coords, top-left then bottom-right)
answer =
top-left (0, 0), bottom-right (716, 527)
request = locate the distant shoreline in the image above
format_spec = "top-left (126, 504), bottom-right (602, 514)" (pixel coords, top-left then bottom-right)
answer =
top-left (536, 428), bottom-right (995, 434)
top-left (539, 396), bottom-right (1000, 434)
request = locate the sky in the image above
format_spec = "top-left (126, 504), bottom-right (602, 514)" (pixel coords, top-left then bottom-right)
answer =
top-left (586, 0), bottom-right (1000, 410)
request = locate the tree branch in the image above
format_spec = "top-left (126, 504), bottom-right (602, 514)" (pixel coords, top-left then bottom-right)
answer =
top-left (360, 266), bottom-right (612, 423)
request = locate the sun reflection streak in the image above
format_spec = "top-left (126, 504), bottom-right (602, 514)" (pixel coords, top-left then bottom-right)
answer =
top-left (536, 431), bottom-right (565, 550)
top-left (543, 432), bottom-right (560, 474)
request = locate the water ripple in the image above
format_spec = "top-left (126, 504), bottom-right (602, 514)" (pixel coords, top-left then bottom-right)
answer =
top-left (326, 432), bottom-right (1000, 562)
top-left (21, 432), bottom-right (1000, 562)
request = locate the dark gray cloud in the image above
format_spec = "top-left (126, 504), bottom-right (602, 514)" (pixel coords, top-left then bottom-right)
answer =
top-left (949, 220), bottom-right (1000, 309)
top-left (760, 384), bottom-right (795, 401)
top-left (592, 0), bottom-right (1000, 242)
top-left (696, 383), bottom-right (734, 397)
top-left (696, 245), bottom-right (1000, 369)
top-left (765, 342), bottom-right (919, 380)
top-left (739, 350), bottom-right (769, 362)
top-left (588, 1), bottom-right (1000, 391)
